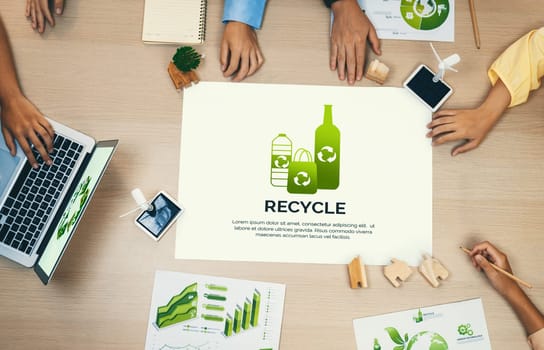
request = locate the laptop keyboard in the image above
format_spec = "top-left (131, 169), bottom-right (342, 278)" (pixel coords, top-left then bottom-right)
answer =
top-left (0, 134), bottom-right (84, 255)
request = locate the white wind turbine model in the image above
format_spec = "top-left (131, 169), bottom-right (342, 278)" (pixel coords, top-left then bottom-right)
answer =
top-left (430, 42), bottom-right (460, 83)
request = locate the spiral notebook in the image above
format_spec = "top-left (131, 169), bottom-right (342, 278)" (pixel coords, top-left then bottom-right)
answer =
top-left (142, 0), bottom-right (207, 44)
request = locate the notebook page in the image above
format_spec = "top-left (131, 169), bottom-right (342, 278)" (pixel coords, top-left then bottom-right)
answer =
top-left (142, 0), bottom-right (204, 44)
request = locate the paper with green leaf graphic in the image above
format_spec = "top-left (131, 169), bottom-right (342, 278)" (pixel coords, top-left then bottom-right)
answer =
top-left (145, 271), bottom-right (286, 350)
top-left (177, 82), bottom-right (431, 265)
top-left (349, 0), bottom-right (454, 42)
top-left (353, 298), bottom-right (492, 350)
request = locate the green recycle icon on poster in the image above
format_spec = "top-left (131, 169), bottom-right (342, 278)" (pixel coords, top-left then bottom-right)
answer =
top-left (293, 171), bottom-right (312, 187)
top-left (269, 105), bottom-right (341, 195)
top-left (317, 145), bottom-right (337, 163)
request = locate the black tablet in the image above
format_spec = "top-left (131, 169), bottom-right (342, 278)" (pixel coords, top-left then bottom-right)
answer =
top-left (404, 64), bottom-right (453, 112)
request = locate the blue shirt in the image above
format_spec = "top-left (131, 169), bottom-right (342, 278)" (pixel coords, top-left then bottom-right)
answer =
top-left (222, 0), bottom-right (267, 29)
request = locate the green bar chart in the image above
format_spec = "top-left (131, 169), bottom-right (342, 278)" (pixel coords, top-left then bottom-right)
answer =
top-left (224, 288), bottom-right (262, 337)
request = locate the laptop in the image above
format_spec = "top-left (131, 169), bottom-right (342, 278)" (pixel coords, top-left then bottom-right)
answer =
top-left (0, 118), bottom-right (118, 284)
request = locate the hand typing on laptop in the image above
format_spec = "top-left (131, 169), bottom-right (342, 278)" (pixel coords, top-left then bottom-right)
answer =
top-left (0, 14), bottom-right (54, 168)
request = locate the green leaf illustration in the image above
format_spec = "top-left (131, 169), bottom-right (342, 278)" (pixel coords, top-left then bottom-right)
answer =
top-left (385, 327), bottom-right (405, 345)
top-left (394, 346), bottom-right (405, 350)
top-left (404, 333), bottom-right (409, 342)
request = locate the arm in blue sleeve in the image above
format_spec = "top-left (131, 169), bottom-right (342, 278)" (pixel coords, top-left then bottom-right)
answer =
top-left (222, 0), bottom-right (267, 29)
top-left (323, 0), bottom-right (339, 8)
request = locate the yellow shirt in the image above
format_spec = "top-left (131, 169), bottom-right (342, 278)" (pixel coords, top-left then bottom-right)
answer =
top-left (529, 328), bottom-right (544, 350)
top-left (488, 28), bottom-right (544, 107)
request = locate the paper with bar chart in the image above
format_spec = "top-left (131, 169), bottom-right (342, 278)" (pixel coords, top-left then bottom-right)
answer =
top-left (177, 82), bottom-right (431, 266)
top-left (145, 270), bottom-right (286, 350)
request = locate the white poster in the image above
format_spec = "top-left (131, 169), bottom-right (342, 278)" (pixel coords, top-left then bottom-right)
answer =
top-left (353, 298), bottom-right (492, 350)
top-left (145, 271), bottom-right (286, 350)
top-left (176, 82), bottom-right (431, 266)
top-left (359, 0), bottom-right (455, 42)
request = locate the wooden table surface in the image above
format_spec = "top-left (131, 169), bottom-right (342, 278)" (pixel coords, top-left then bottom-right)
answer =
top-left (1, 1), bottom-right (543, 349)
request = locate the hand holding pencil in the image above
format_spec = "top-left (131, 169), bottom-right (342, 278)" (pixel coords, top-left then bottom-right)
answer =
top-left (461, 241), bottom-right (532, 292)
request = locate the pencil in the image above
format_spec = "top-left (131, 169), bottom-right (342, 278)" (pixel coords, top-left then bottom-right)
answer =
top-left (468, 0), bottom-right (481, 49)
top-left (460, 246), bottom-right (532, 289)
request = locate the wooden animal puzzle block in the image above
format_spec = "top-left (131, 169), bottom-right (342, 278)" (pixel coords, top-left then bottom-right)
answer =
top-left (365, 59), bottom-right (390, 85)
top-left (348, 255), bottom-right (368, 288)
top-left (384, 258), bottom-right (413, 287)
top-left (419, 254), bottom-right (449, 288)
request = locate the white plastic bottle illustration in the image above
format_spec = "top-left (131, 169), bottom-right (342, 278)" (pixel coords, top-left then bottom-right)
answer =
top-left (270, 133), bottom-right (292, 187)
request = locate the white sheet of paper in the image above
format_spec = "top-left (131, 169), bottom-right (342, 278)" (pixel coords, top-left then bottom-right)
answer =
top-left (145, 271), bottom-right (286, 350)
top-left (353, 298), bottom-right (492, 350)
top-left (176, 82), bottom-right (431, 266)
top-left (357, 0), bottom-right (455, 42)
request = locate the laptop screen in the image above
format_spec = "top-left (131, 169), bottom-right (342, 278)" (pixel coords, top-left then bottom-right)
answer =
top-left (35, 140), bottom-right (118, 284)
top-left (0, 143), bottom-right (23, 203)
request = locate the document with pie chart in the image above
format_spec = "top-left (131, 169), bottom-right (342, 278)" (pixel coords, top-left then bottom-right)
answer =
top-left (357, 0), bottom-right (454, 41)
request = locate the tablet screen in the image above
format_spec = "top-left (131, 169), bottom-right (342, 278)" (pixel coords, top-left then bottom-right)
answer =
top-left (405, 65), bottom-right (452, 110)
top-left (136, 193), bottom-right (182, 238)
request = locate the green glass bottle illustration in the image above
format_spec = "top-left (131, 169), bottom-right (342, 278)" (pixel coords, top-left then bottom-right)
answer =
top-left (373, 338), bottom-right (381, 350)
top-left (413, 308), bottom-right (423, 323)
top-left (270, 133), bottom-right (292, 187)
top-left (314, 104), bottom-right (340, 189)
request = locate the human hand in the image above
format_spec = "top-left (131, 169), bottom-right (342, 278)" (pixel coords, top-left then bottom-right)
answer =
top-left (426, 78), bottom-right (510, 156)
top-left (426, 107), bottom-right (499, 156)
top-left (25, 0), bottom-right (65, 33)
top-left (468, 241), bottom-right (520, 297)
top-left (330, 0), bottom-right (381, 85)
top-left (220, 21), bottom-right (264, 82)
top-left (1, 94), bottom-right (54, 168)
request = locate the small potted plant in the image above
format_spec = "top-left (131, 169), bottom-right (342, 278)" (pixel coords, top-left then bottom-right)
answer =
top-left (168, 46), bottom-right (201, 89)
